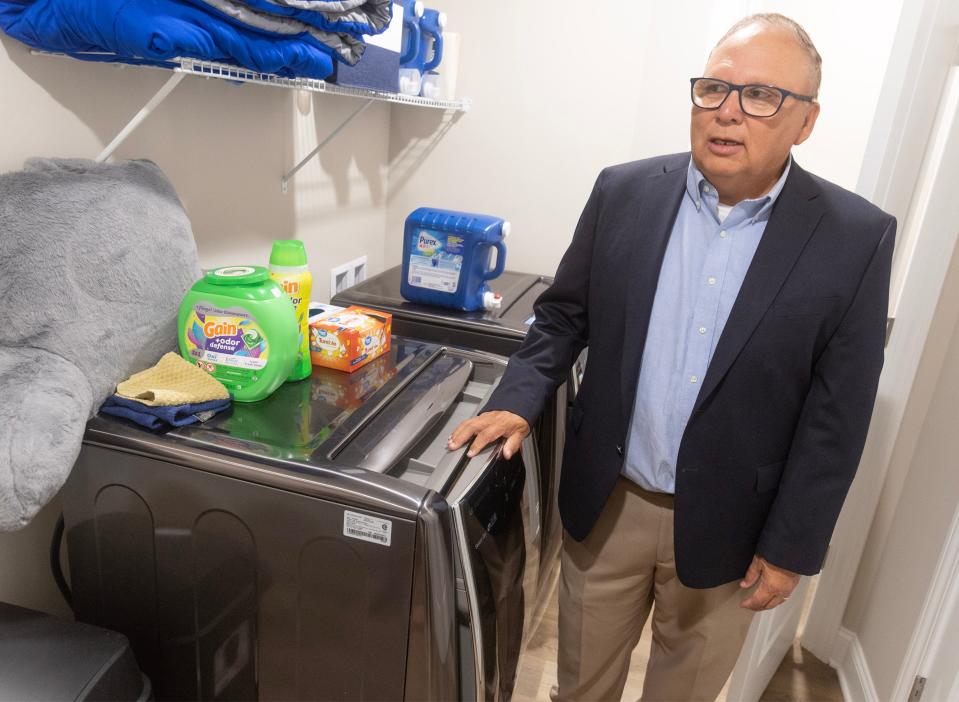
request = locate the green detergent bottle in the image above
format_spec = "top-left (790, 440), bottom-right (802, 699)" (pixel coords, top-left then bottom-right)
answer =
top-left (178, 265), bottom-right (298, 402)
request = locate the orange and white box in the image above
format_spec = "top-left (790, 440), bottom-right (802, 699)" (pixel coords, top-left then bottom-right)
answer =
top-left (308, 304), bottom-right (392, 373)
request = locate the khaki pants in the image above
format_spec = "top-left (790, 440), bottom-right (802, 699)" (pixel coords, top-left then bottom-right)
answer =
top-left (550, 476), bottom-right (757, 702)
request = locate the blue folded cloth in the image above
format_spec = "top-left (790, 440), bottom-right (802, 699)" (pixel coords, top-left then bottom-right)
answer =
top-left (100, 395), bottom-right (231, 430)
top-left (0, 0), bottom-right (351, 79)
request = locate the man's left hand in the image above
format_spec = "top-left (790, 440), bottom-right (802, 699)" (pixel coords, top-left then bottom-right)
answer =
top-left (739, 554), bottom-right (801, 611)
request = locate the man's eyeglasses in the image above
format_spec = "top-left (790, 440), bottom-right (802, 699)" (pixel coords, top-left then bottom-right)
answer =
top-left (690, 77), bottom-right (815, 118)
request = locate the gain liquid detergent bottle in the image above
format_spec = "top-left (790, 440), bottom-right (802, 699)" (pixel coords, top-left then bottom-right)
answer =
top-left (178, 265), bottom-right (298, 402)
top-left (268, 240), bottom-right (313, 382)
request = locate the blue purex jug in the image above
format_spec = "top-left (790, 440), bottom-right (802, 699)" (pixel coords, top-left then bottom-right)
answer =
top-left (401, 208), bottom-right (510, 312)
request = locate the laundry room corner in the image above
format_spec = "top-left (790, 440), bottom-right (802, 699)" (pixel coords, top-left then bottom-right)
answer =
top-left (2, 1), bottom-right (957, 700)
top-left (0, 29), bottom-right (395, 616)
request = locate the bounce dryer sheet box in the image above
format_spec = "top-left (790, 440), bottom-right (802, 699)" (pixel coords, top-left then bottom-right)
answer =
top-left (308, 304), bottom-right (392, 373)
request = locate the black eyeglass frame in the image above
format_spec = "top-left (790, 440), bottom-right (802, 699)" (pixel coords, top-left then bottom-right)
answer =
top-left (689, 77), bottom-right (816, 118)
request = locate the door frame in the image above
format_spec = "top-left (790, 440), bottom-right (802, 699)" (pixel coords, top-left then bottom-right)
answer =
top-left (890, 504), bottom-right (959, 700)
top-left (802, 0), bottom-right (959, 665)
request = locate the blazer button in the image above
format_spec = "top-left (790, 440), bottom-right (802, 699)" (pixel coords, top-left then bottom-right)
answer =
top-left (616, 444), bottom-right (624, 456)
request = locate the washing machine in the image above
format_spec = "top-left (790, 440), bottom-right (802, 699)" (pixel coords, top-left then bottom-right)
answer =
top-left (62, 337), bottom-right (542, 701)
top-left (334, 266), bottom-right (585, 620)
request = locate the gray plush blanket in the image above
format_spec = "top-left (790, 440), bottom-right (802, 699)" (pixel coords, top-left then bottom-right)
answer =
top-left (0, 158), bottom-right (200, 530)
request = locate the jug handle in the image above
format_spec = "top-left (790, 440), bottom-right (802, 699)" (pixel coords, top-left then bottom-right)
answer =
top-left (401, 17), bottom-right (421, 66)
top-left (423, 29), bottom-right (444, 72)
top-left (484, 241), bottom-right (507, 281)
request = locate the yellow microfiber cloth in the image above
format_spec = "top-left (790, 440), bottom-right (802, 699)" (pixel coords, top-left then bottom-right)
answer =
top-left (116, 352), bottom-right (230, 406)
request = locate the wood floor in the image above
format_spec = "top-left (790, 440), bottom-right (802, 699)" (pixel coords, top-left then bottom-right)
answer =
top-left (513, 574), bottom-right (843, 702)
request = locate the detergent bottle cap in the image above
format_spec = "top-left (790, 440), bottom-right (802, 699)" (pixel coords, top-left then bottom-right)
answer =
top-left (269, 239), bottom-right (308, 267)
top-left (501, 221), bottom-right (511, 239)
top-left (414, 1), bottom-right (424, 18)
top-left (204, 265), bottom-right (270, 285)
top-left (483, 291), bottom-right (503, 311)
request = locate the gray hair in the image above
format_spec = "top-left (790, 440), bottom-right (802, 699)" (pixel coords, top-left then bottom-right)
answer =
top-left (713, 13), bottom-right (822, 98)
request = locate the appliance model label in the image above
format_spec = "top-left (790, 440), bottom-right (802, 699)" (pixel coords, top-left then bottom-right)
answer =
top-left (343, 510), bottom-right (392, 547)
top-left (408, 228), bottom-right (464, 294)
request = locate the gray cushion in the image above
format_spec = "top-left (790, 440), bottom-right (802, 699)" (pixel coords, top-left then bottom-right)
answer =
top-left (0, 158), bottom-right (200, 530)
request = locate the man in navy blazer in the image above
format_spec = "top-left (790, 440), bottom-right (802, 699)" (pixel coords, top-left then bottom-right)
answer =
top-left (449, 12), bottom-right (895, 702)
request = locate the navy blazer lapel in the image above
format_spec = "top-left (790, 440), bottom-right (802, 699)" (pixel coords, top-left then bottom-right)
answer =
top-left (690, 160), bottom-right (824, 417)
top-left (620, 157), bottom-right (687, 421)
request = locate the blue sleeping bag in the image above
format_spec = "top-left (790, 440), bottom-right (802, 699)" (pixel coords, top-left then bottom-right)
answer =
top-left (0, 0), bottom-right (352, 79)
top-left (235, 0), bottom-right (391, 36)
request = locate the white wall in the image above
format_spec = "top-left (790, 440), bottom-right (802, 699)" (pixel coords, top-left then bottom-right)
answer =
top-left (0, 34), bottom-right (392, 614)
top-left (0, 41), bottom-right (391, 278)
top-left (386, 1), bottom-right (650, 277)
top-left (385, 0), bottom-right (904, 276)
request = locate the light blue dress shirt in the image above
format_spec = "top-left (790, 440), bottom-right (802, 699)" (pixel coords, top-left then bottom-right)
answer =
top-left (622, 155), bottom-right (793, 494)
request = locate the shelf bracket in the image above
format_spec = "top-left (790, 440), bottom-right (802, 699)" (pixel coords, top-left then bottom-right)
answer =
top-left (97, 71), bottom-right (186, 162)
top-left (281, 97), bottom-right (375, 193)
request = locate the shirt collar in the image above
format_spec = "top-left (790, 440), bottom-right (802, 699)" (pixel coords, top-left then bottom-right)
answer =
top-left (685, 154), bottom-right (793, 224)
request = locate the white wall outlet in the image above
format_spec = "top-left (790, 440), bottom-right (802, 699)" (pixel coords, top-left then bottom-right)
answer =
top-left (331, 266), bottom-right (350, 298)
top-left (353, 256), bottom-right (368, 285)
top-left (330, 255), bottom-right (368, 299)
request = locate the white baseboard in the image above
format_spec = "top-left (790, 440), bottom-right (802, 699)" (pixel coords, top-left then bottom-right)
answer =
top-left (835, 628), bottom-right (879, 702)
top-left (829, 626), bottom-right (853, 669)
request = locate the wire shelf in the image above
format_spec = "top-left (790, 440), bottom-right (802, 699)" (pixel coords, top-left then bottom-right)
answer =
top-left (31, 50), bottom-right (470, 189)
top-left (174, 57), bottom-right (472, 112)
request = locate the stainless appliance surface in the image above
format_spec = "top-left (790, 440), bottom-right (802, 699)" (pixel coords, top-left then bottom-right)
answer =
top-left (332, 268), bottom-right (553, 355)
top-left (334, 266), bottom-right (578, 628)
top-left (63, 337), bottom-right (542, 701)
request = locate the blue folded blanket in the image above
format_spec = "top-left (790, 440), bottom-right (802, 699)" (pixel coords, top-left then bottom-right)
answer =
top-left (100, 395), bottom-right (231, 430)
top-left (0, 0), bottom-right (362, 79)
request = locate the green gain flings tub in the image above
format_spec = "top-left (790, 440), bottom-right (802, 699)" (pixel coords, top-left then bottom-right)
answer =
top-left (178, 266), bottom-right (299, 402)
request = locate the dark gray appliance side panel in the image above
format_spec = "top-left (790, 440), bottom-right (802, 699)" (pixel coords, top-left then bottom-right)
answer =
top-left (537, 383), bottom-right (566, 601)
top-left (403, 492), bottom-right (458, 701)
top-left (63, 445), bottom-right (417, 702)
top-left (62, 473), bottom-right (161, 680)
top-left (450, 450), bottom-right (534, 702)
